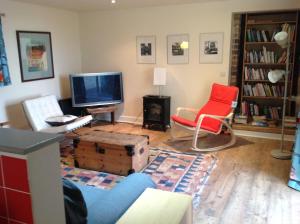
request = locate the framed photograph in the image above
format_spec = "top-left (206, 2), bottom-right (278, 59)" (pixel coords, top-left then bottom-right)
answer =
top-left (199, 32), bottom-right (224, 64)
top-left (136, 36), bottom-right (156, 64)
top-left (167, 34), bottom-right (189, 64)
top-left (16, 31), bottom-right (54, 82)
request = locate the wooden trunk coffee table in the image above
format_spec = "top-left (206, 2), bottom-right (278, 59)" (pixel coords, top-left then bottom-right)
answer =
top-left (73, 131), bottom-right (150, 176)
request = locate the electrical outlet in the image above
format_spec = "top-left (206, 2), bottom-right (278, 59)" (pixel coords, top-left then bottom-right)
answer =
top-left (220, 71), bottom-right (226, 77)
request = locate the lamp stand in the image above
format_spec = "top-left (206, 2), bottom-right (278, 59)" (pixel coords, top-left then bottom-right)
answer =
top-left (272, 37), bottom-right (292, 160)
top-left (158, 85), bottom-right (163, 97)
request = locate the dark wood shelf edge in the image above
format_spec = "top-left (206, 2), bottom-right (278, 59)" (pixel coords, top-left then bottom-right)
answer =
top-left (244, 63), bottom-right (292, 66)
top-left (246, 21), bottom-right (297, 25)
top-left (233, 123), bottom-right (295, 135)
top-left (242, 96), bottom-right (284, 100)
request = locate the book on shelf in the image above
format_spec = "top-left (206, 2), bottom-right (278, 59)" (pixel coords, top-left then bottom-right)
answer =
top-left (252, 115), bottom-right (267, 121)
top-left (234, 114), bottom-right (249, 124)
top-left (284, 116), bottom-right (296, 122)
top-left (245, 48), bottom-right (279, 64)
top-left (246, 28), bottom-right (271, 42)
top-left (245, 24), bottom-right (295, 43)
top-left (250, 117), bottom-right (278, 128)
top-left (283, 116), bottom-right (296, 128)
top-left (243, 83), bottom-right (284, 97)
top-left (277, 51), bottom-right (287, 63)
top-left (284, 123), bottom-right (296, 128)
top-left (240, 101), bottom-right (282, 120)
top-left (244, 67), bottom-right (270, 80)
top-left (251, 121), bottom-right (268, 127)
top-left (281, 23), bottom-right (296, 42)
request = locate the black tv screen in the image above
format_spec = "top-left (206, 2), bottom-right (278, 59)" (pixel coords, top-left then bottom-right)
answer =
top-left (70, 72), bottom-right (123, 107)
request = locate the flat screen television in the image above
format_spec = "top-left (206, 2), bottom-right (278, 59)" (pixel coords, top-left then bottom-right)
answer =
top-left (70, 72), bottom-right (123, 107)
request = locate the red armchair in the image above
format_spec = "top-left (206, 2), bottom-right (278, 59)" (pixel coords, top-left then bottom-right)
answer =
top-left (171, 83), bottom-right (239, 152)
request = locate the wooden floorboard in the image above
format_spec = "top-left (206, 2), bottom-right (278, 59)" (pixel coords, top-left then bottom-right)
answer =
top-left (71, 123), bottom-right (300, 224)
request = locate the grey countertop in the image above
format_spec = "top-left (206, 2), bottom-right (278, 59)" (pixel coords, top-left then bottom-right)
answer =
top-left (0, 128), bottom-right (63, 155)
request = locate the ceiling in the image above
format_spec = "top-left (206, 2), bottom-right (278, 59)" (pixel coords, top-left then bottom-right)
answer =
top-left (12, 0), bottom-right (229, 12)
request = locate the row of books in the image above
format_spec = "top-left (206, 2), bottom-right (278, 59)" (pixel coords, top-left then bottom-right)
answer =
top-left (240, 101), bottom-right (282, 120)
top-left (244, 67), bottom-right (271, 80)
top-left (234, 114), bottom-right (248, 124)
top-left (252, 115), bottom-right (269, 127)
top-left (234, 116), bottom-right (274, 127)
top-left (281, 24), bottom-right (296, 42)
top-left (246, 28), bottom-right (279, 42)
top-left (246, 24), bottom-right (296, 43)
top-left (284, 116), bottom-right (297, 128)
top-left (234, 114), bottom-right (296, 128)
top-left (243, 84), bottom-right (284, 97)
top-left (245, 48), bottom-right (287, 64)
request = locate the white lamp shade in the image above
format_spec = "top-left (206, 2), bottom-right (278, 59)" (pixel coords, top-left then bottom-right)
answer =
top-left (274, 31), bottom-right (288, 48)
top-left (153, 68), bottom-right (166, 86)
top-left (268, 70), bottom-right (285, 83)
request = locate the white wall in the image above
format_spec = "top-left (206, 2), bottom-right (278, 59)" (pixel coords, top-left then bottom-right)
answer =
top-left (79, 0), bottom-right (300, 122)
top-left (0, 0), bottom-right (82, 128)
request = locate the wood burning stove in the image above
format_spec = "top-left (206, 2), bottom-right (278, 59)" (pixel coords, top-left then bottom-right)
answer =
top-left (143, 95), bottom-right (171, 131)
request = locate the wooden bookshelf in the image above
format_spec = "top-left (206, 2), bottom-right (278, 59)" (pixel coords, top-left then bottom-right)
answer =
top-left (234, 10), bottom-right (300, 133)
top-left (233, 123), bottom-right (296, 135)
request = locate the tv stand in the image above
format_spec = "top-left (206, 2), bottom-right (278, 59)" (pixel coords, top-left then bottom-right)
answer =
top-left (86, 105), bottom-right (117, 127)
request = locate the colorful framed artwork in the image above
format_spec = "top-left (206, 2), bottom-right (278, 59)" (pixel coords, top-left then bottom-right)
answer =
top-left (16, 31), bottom-right (54, 82)
top-left (167, 34), bottom-right (189, 64)
top-left (199, 32), bottom-right (224, 64)
top-left (136, 36), bottom-right (156, 64)
top-left (0, 17), bottom-right (11, 87)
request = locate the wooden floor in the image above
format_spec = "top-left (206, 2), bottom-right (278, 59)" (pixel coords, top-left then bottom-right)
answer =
top-left (73, 123), bottom-right (300, 224)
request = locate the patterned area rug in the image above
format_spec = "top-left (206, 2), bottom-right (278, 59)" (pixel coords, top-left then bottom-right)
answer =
top-left (62, 165), bottom-right (124, 189)
top-left (61, 147), bottom-right (217, 207)
top-left (143, 149), bottom-right (217, 207)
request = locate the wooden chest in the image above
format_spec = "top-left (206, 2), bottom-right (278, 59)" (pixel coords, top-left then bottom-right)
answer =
top-left (74, 131), bottom-right (149, 176)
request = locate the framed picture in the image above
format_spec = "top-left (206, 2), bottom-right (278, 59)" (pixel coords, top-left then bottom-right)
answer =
top-left (199, 32), bottom-right (224, 64)
top-left (16, 31), bottom-right (54, 82)
top-left (136, 36), bottom-right (156, 64)
top-left (167, 34), bottom-right (189, 64)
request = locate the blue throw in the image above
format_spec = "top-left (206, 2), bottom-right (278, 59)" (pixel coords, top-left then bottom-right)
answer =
top-left (288, 124), bottom-right (300, 191)
top-left (75, 173), bottom-right (156, 224)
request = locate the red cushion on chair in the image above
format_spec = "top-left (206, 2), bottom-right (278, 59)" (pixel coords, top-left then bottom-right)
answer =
top-left (171, 101), bottom-right (232, 133)
top-left (171, 115), bottom-right (197, 127)
top-left (172, 83), bottom-right (239, 134)
top-left (196, 101), bottom-right (232, 133)
top-left (192, 83), bottom-right (238, 133)
top-left (209, 83), bottom-right (239, 105)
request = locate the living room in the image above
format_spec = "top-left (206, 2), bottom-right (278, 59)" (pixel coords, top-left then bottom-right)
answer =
top-left (0, 0), bottom-right (300, 223)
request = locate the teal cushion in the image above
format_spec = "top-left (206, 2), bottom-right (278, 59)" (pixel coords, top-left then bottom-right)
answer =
top-left (74, 173), bottom-right (156, 224)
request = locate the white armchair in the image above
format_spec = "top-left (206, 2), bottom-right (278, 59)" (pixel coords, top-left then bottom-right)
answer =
top-left (23, 95), bottom-right (92, 133)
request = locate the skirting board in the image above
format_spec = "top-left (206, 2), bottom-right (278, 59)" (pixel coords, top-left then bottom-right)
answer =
top-left (234, 129), bottom-right (294, 141)
top-left (117, 115), bottom-right (294, 141)
top-left (117, 115), bottom-right (143, 125)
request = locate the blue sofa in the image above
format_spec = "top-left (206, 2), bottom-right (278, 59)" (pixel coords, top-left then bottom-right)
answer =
top-left (74, 173), bottom-right (156, 224)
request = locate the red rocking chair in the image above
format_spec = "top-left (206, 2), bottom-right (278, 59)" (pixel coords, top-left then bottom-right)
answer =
top-left (171, 83), bottom-right (239, 152)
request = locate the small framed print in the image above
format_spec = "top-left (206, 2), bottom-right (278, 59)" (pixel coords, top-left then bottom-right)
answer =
top-left (167, 34), bottom-right (189, 64)
top-left (136, 36), bottom-right (156, 64)
top-left (16, 31), bottom-right (54, 82)
top-left (199, 32), bottom-right (224, 64)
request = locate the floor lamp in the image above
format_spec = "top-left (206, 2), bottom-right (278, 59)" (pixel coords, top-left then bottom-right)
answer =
top-left (267, 31), bottom-right (292, 160)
